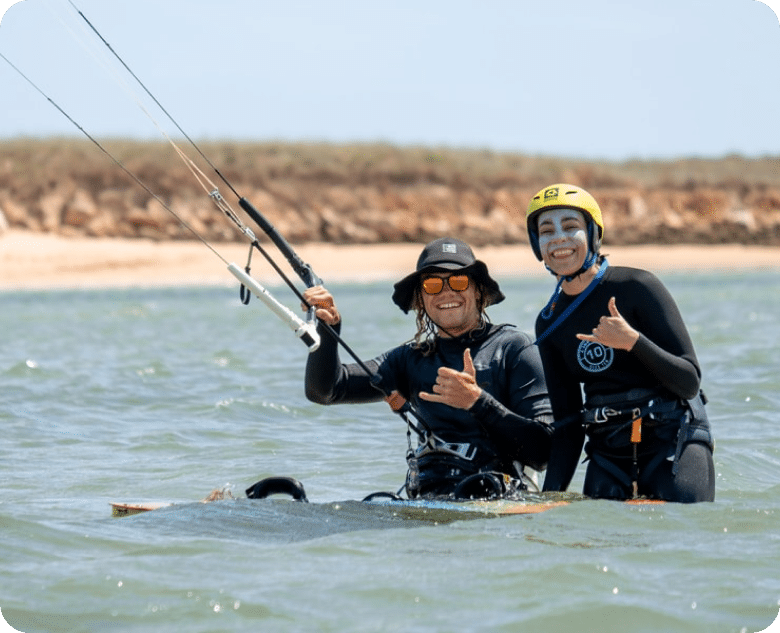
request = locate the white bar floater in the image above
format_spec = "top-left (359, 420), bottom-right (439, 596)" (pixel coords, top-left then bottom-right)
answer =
top-left (227, 263), bottom-right (320, 352)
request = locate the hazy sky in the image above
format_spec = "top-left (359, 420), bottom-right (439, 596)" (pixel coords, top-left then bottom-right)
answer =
top-left (1, 0), bottom-right (778, 160)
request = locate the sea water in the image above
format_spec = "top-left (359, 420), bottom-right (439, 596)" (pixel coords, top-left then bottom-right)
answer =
top-left (1, 270), bottom-right (779, 633)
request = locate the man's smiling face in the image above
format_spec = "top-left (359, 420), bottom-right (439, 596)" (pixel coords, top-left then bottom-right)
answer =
top-left (421, 273), bottom-right (481, 338)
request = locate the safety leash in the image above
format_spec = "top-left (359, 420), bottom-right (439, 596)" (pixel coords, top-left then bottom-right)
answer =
top-left (630, 415), bottom-right (642, 498)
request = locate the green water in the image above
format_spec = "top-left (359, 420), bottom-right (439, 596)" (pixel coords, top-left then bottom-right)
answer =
top-left (1, 272), bottom-right (779, 633)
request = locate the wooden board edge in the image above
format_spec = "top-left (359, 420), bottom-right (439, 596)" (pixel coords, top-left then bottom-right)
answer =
top-left (110, 502), bottom-right (172, 517)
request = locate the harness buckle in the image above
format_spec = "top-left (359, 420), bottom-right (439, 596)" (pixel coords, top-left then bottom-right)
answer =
top-left (594, 407), bottom-right (617, 424)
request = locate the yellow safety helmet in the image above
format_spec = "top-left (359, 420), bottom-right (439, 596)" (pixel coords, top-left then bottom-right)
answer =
top-left (526, 184), bottom-right (604, 261)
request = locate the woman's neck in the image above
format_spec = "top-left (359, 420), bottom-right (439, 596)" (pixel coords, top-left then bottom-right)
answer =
top-left (560, 263), bottom-right (600, 295)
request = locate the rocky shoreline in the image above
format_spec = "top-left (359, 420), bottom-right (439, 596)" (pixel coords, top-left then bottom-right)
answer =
top-left (2, 140), bottom-right (779, 247)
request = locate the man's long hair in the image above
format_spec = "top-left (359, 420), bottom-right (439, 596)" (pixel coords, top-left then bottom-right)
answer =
top-left (410, 279), bottom-right (490, 356)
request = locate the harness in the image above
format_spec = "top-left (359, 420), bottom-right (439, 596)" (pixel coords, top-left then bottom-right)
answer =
top-left (403, 432), bottom-right (534, 499)
top-left (582, 390), bottom-right (713, 498)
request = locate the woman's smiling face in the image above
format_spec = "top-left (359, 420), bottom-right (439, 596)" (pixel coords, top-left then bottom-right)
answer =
top-left (536, 208), bottom-right (589, 277)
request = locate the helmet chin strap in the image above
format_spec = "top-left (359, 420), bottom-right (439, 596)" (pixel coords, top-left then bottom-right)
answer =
top-left (543, 248), bottom-right (598, 282)
top-left (540, 247), bottom-right (599, 321)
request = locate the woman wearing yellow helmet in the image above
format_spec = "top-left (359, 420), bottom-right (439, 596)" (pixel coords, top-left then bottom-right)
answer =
top-left (526, 184), bottom-right (715, 503)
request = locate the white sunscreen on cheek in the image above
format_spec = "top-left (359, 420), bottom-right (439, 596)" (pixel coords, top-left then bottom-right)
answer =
top-left (537, 209), bottom-right (588, 252)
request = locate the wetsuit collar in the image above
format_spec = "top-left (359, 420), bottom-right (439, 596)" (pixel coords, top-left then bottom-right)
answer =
top-left (437, 320), bottom-right (495, 347)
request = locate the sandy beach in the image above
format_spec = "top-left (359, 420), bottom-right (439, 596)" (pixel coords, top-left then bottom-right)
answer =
top-left (1, 229), bottom-right (779, 290)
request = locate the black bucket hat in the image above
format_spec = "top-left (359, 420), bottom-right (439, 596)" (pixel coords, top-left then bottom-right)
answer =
top-left (391, 237), bottom-right (505, 313)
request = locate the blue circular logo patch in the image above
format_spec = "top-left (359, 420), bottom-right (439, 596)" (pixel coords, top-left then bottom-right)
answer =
top-left (577, 341), bottom-right (614, 373)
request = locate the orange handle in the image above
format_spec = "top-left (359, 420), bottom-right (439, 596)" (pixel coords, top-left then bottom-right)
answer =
top-left (631, 417), bottom-right (642, 443)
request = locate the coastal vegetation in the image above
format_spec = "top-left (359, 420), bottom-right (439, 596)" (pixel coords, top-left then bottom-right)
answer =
top-left (2, 138), bottom-right (779, 246)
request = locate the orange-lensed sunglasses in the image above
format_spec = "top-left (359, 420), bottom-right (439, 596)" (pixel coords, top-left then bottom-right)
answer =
top-left (421, 274), bottom-right (470, 295)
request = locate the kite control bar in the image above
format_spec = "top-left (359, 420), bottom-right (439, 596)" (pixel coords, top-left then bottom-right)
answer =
top-left (227, 264), bottom-right (320, 352)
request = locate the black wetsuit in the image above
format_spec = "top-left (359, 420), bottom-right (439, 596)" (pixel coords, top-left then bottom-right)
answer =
top-left (305, 321), bottom-right (553, 496)
top-left (536, 265), bottom-right (715, 502)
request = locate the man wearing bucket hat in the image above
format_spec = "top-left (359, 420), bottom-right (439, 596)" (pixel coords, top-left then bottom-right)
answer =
top-left (302, 237), bottom-right (552, 499)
